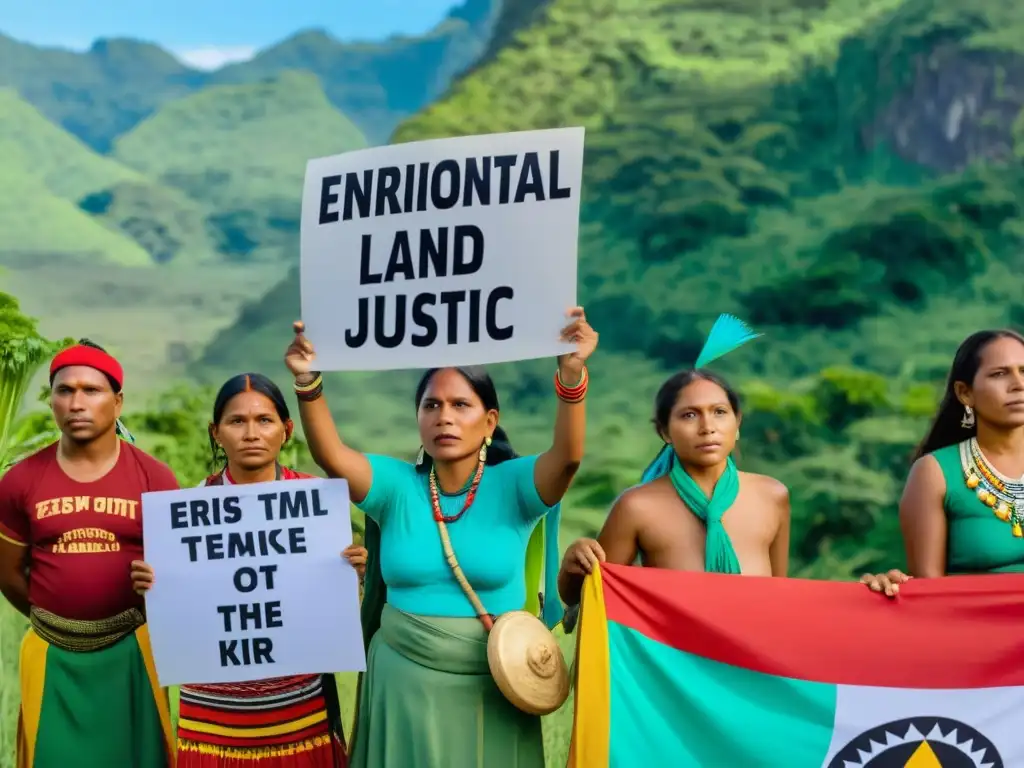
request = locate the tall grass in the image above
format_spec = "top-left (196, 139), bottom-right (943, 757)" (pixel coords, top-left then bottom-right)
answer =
top-left (0, 596), bottom-right (27, 767)
top-left (0, 294), bottom-right (67, 767)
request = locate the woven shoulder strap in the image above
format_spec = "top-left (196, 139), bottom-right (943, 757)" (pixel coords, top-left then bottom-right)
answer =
top-left (435, 518), bottom-right (496, 631)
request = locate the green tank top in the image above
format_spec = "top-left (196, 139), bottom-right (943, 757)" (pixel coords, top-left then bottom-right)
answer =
top-left (932, 441), bottom-right (1024, 574)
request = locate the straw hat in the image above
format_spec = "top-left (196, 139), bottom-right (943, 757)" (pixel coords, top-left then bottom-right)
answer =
top-left (487, 610), bottom-right (571, 716)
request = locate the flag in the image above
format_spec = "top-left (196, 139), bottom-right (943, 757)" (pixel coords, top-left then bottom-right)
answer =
top-left (568, 563), bottom-right (1024, 767)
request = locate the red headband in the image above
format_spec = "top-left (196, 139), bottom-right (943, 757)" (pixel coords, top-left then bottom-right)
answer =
top-left (50, 345), bottom-right (124, 389)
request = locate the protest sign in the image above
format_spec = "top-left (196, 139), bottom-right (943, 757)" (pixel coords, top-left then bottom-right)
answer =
top-left (300, 127), bottom-right (585, 371)
top-left (141, 478), bottom-right (364, 686)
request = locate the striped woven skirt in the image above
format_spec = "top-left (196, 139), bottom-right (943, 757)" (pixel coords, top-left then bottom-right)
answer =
top-left (178, 673), bottom-right (347, 767)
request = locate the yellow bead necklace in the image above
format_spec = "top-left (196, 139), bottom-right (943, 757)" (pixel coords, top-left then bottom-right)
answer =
top-left (960, 438), bottom-right (1024, 537)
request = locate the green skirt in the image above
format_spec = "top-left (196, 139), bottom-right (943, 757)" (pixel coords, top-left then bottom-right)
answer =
top-left (349, 604), bottom-right (544, 768)
top-left (18, 621), bottom-right (172, 767)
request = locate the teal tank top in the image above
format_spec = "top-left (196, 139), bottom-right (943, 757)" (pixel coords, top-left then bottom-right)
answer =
top-left (932, 441), bottom-right (1024, 574)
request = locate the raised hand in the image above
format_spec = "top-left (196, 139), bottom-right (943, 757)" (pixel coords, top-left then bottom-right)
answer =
top-left (557, 306), bottom-right (598, 381)
top-left (285, 321), bottom-right (318, 379)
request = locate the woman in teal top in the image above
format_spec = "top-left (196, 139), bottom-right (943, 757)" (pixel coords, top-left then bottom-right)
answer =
top-left (864, 329), bottom-right (1024, 596)
top-left (283, 311), bottom-right (598, 768)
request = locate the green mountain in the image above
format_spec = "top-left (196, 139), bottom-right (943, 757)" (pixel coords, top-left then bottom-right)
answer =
top-left (389, 0), bottom-right (1024, 370)
top-left (0, 66), bottom-right (371, 267)
top-left (0, 87), bottom-right (141, 198)
top-left (0, 35), bottom-right (202, 153)
top-left (76, 180), bottom-right (219, 265)
top-left (0, 162), bottom-right (150, 267)
top-left (207, 0), bottom-right (500, 144)
top-left (112, 72), bottom-right (367, 262)
top-left (462, 0), bottom-right (550, 74)
top-left (0, 0), bottom-right (499, 152)
top-left (203, 0), bottom-right (1024, 577)
top-left (0, 88), bottom-right (214, 266)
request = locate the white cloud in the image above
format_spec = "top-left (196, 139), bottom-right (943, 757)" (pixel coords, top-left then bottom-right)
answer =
top-left (173, 45), bottom-right (257, 71)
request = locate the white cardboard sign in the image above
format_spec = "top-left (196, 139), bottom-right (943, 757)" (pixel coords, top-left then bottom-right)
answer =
top-left (300, 127), bottom-right (585, 371)
top-left (141, 478), bottom-right (365, 686)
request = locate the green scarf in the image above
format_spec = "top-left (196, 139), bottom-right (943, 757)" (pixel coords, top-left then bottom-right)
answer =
top-left (632, 313), bottom-right (761, 578)
top-left (667, 452), bottom-right (742, 574)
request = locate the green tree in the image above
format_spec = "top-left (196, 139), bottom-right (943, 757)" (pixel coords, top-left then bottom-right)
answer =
top-left (0, 292), bottom-right (70, 768)
top-left (0, 294), bottom-right (71, 470)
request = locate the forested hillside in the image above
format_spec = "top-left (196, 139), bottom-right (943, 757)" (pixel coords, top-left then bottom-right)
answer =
top-left (0, 89), bottom-right (195, 266)
top-left (0, 2), bottom-right (508, 390)
top-left (0, 0), bottom-right (498, 151)
top-left (202, 0), bottom-right (1024, 578)
top-left (0, 0), bottom-right (501, 273)
top-left (111, 72), bottom-right (367, 263)
top-left (0, 74), bottom-right (365, 267)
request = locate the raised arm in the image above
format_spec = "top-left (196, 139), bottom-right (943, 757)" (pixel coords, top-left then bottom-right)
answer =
top-left (0, 471), bottom-right (31, 616)
top-left (286, 321), bottom-right (373, 504)
top-left (557, 489), bottom-right (641, 607)
top-left (534, 308), bottom-right (598, 507)
top-left (898, 455), bottom-right (948, 578)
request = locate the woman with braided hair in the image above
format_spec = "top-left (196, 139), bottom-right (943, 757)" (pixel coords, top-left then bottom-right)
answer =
top-left (132, 372), bottom-right (366, 768)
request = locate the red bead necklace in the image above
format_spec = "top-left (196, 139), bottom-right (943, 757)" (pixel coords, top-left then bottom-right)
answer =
top-left (429, 461), bottom-right (484, 523)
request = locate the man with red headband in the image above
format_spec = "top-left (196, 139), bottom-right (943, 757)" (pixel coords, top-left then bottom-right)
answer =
top-left (0, 340), bottom-right (179, 768)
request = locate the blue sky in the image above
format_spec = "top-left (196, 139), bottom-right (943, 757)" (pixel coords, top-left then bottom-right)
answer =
top-left (3, 0), bottom-right (462, 69)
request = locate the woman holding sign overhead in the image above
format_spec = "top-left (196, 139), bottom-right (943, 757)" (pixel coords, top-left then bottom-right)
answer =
top-left (285, 310), bottom-right (596, 768)
top-left (132, 372), bottom-right (367, 768)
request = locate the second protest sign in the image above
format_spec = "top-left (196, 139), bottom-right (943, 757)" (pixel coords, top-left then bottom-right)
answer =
top-left (141, 478), bottom-right (365, 686)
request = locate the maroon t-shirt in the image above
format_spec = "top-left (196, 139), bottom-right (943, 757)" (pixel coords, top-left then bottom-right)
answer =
top-left (0, 442), bottom-right (179, 620)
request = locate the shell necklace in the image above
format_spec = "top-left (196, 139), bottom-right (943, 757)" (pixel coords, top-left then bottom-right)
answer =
top-left (960, 437), bottom-right (1024, 538)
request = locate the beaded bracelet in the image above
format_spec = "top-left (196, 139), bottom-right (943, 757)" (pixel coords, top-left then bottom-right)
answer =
top-left (555, 365), bottom-right (589, 403)
top-left (295, 372), bottom-right (322, 391)
top-left (296, 383), bottom-right (323, 402)
top-left (295, 373), bottom-right (324, 402)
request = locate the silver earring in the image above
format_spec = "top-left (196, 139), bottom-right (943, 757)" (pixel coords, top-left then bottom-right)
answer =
top-left (962, 406), bottom-right (975, 429)
top-left (415, 446), bottom-right (425, 465)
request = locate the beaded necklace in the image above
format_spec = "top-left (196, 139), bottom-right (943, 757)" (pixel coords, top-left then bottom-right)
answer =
top-left (960, 437), bottom-right (1024, 538)
top-left (428, 461), bottom-right (484, 524)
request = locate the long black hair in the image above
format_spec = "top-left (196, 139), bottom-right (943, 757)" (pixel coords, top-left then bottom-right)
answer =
top-left (412, 366), bottom-right (517, 472)
top-left (913, 329), bottom-right (1024, 461)
top-left (208, 373), bottom-right (291, 472)
top-left (642, 368), bottom-right (743, 480)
